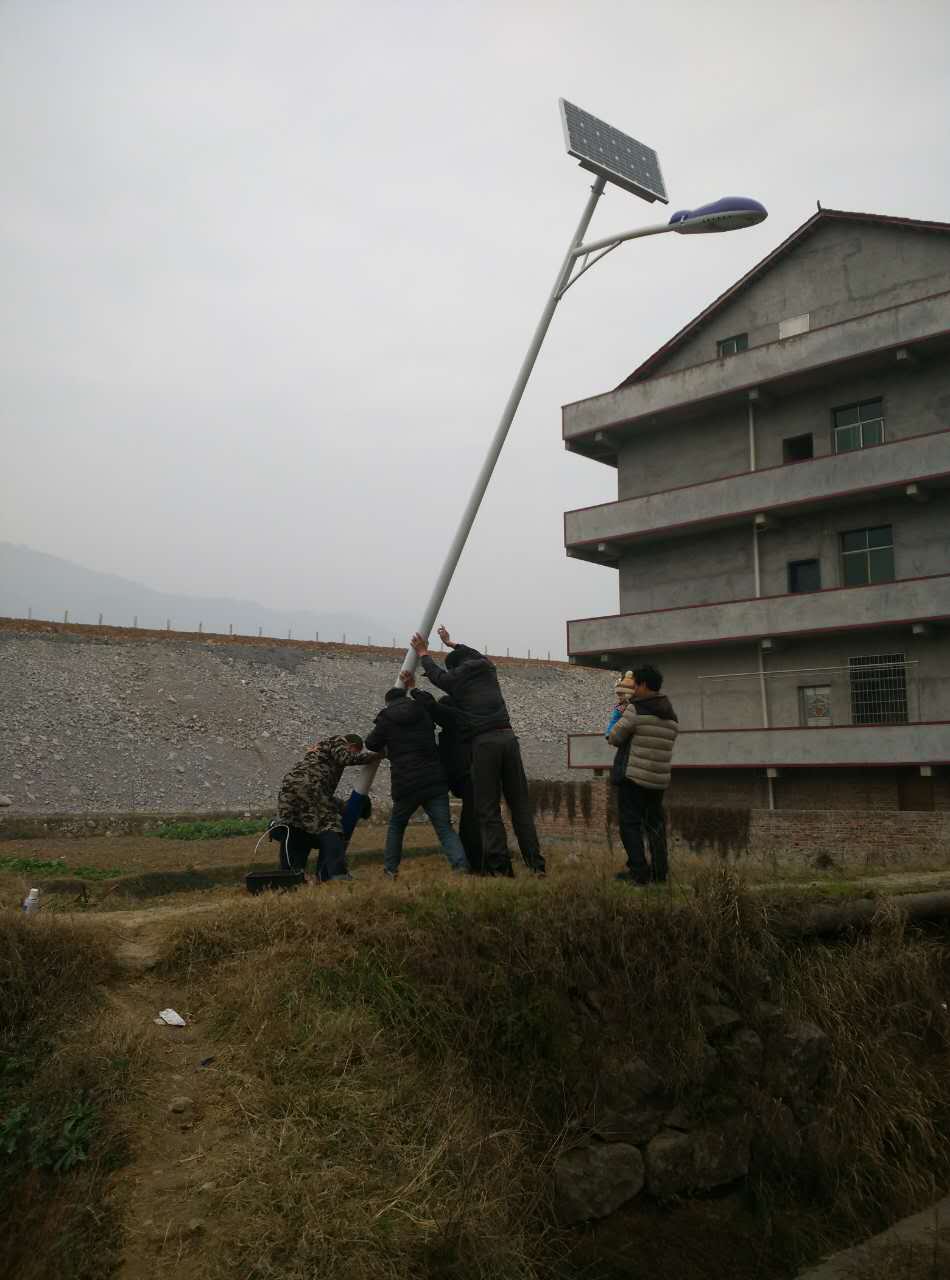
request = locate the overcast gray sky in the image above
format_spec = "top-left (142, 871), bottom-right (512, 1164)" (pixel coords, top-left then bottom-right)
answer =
top-left (3, 0), bottom-right (948, 656)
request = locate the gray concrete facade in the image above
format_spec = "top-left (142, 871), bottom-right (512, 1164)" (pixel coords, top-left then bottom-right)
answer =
top-left (562, 212), bottom-right (950, 802)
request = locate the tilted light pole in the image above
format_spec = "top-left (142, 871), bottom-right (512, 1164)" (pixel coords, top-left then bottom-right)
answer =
top-left (342, 100), bottom-right (767, 834)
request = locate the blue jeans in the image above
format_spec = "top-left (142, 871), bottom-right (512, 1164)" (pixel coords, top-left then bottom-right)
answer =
top-left (384, 792), bottom-right (468, 874)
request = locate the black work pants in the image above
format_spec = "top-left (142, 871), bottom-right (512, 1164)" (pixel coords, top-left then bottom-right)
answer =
top-left (276, 825), bottom-right (349, 881)
top-left (616, 780), bottom-right (668, 883)
top-left (456, 773), bottom-right (484, 873)
top-left (471, 730), bottom-right (544, 876)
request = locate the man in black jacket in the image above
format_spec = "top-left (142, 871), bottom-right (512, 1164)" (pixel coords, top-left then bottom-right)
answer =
top-left (410, 626), bottom-right (544, 878)
top-left (434, 692), bottom-right (484, 873)
top-left (364, 674), bottom-right (469, 879)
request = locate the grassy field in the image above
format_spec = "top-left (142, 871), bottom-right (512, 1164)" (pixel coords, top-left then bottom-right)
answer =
top-left (0, 823), bottom-right (443, 913)
top-left (2, 822), bottom-right (949, 917)
top-left (2, 856), bottom-right (949, 1280)
top-left (2, 819), bottom-right (949, 1277)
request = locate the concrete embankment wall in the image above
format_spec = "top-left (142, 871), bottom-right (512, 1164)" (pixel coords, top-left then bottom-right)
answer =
top-left (0, 619), bottom-right (606, 816)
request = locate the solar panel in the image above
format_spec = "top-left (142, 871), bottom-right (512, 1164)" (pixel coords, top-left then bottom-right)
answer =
top-left (559, 99), bottom-right (668, 204)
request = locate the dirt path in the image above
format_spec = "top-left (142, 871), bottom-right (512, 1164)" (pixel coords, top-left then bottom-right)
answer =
top-left (75, 899), bottom-right (232, 972)
top-left (106, 977), bottom-right (251, 1280)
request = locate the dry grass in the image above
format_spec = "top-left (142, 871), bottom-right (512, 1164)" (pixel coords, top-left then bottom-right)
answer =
top-left (0, 915), bottom-right (151, 1280)
top-left (769, 904), bottom-right (950, 1259)
top-left (3, 867), bottom-right (949, 1279)
top-left (149, 871), bottom-right (950, 1278)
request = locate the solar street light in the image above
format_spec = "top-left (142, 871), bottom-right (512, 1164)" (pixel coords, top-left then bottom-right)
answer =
top-left (343, 103), bottom-right (767, 834)
top-left (669, 197), bottom-right (768, 233)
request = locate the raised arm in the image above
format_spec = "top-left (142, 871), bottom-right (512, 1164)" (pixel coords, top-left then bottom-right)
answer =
top-left (327, 738), bottom-right (380, 767)
top-left (411, 631), bottom-right (458, 693)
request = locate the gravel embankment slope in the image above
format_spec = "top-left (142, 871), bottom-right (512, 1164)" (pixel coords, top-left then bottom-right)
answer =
top-left (1, 622), bottom-right (607, 814)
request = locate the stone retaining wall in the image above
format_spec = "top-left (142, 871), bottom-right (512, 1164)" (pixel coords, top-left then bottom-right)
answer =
top-left (526, 778), bottom-right (950, 870)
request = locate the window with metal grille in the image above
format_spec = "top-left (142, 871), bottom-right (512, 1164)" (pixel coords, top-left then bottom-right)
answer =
top-left (717, 332), bottom-right (748, 358)
top-left (840, 525), bottom-right (894, 586)
top-left (833, 398), bottom-right (884, 453)
top-left (848, 653), bottom-right (908, 724)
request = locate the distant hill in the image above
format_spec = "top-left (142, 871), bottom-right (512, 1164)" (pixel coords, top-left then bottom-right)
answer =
top-left (0, 542), bottom-right (395, 643)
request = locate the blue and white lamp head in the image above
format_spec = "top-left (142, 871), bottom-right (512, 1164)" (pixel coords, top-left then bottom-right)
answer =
top-left (669, 197), bottom-right (768, 234)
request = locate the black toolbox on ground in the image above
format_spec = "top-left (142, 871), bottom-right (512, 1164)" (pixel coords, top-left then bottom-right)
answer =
top-left (245, 870), bottom-right (305, 895)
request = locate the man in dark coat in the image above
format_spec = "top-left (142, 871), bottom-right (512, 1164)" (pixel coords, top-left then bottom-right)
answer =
top-left (410, 626), bottom-right (544, 878)
top-left (435, 692), bottom-right (484, 873)
top-left (364, 674), bottom-right (469, 879)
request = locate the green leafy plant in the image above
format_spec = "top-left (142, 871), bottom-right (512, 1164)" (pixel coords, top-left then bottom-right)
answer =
top-left (1, 1096), bottom-right (99, 1173)
top-left (0, 1104), bottom-right (29, 1157)
top-left (0, 856), bottom-right (122, 880)
top-left (147, 818), bottom-right (268, 841)
top-left (30, 1096), bottom-right (100, 1173)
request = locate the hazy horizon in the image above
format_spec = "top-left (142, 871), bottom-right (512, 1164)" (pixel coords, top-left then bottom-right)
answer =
top-left (3, 1), bottom-right (948, 657)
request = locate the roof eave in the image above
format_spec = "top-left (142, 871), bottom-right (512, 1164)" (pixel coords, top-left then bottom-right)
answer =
top-left (617, 207), bottom-right (950, 389)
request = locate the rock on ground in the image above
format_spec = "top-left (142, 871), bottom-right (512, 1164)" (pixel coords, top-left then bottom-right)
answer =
top-left (555, 1142), bottom-right (645, 1224)
top-left (644, 1116), bottom-right (751, 1198)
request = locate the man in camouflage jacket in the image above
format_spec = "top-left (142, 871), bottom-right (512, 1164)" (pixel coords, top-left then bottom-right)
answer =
top-left (274, 733), bottom-right (377, 881)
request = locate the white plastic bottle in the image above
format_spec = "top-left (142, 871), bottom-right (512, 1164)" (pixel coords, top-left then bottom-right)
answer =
top-left (21, 888), bottom-right (41, 915)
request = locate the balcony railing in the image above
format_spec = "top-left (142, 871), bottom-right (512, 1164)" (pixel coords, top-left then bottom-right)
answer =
top-left (564, 427), bottom-right (950, 559)
top-left (567, 721), bottom-right (950, 771)
top-left (567, 573), bottom-right (950, 658)
top-left (562, 289), bottom-right (950, 456)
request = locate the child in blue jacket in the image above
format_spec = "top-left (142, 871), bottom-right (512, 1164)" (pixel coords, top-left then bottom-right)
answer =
top-left (605, 671), bottom-right (637, 737)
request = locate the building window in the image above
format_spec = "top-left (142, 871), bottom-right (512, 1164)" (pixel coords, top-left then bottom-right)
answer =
top-left (783, 433), bottom-right (814, 463)
top-left (717, 333), bottom-right (748, 358)
top-left (848, 654), bottom-right (908, 725)
top-left (840, 525), bottom-right (894, 587)
top-left (788, 559), bottom-right (822, 593)
top-left (799, 685), bottom-right (832, 727)
top-left (833, 398), bottom-right (884, 453)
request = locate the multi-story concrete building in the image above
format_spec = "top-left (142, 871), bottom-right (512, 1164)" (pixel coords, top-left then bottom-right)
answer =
top-left (564, 208), bottom-right (950, 811)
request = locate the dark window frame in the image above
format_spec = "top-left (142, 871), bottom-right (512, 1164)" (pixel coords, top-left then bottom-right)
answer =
top-left (832, 398), bottom-right (885, 453)
top-left (717, 332), bottom-right (749, 358)
top-left (787, 558), bottom-right (822, 594)
top-left (839, 525), bottom-right (895, 587)
top-left (783, 433), bottom-right (815, 463)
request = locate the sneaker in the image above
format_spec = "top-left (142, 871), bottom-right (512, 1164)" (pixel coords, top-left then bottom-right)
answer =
top-left (614, 870), bottom-right (649, 886)
top-left (383, 869), bottom-right (398, 880)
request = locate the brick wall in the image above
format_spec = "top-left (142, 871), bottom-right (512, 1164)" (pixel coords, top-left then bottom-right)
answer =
top-left (523, 776), bottom-right (950, 872)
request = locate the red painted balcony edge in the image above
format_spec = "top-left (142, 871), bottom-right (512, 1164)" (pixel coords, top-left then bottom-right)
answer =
top-left (563, 425), bottom-right (950, 522)
top-left (560, 290), bottom-right (950, 442)
top-left (566, 722), bottom-right (950, 770)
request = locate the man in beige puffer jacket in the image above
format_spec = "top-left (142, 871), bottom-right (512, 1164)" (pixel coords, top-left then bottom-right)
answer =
top-left (607, 664), bottom-right (678, 885)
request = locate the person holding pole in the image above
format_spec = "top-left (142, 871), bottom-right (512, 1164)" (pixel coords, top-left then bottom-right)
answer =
top-left (433, 691), bottom-right (484, 873)
top-left (364, 674), bottom-right (469, 878)
top-left (410, 626), bottom-right (545, 878)
top-left (273, 734), bottom-right (379, 882)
